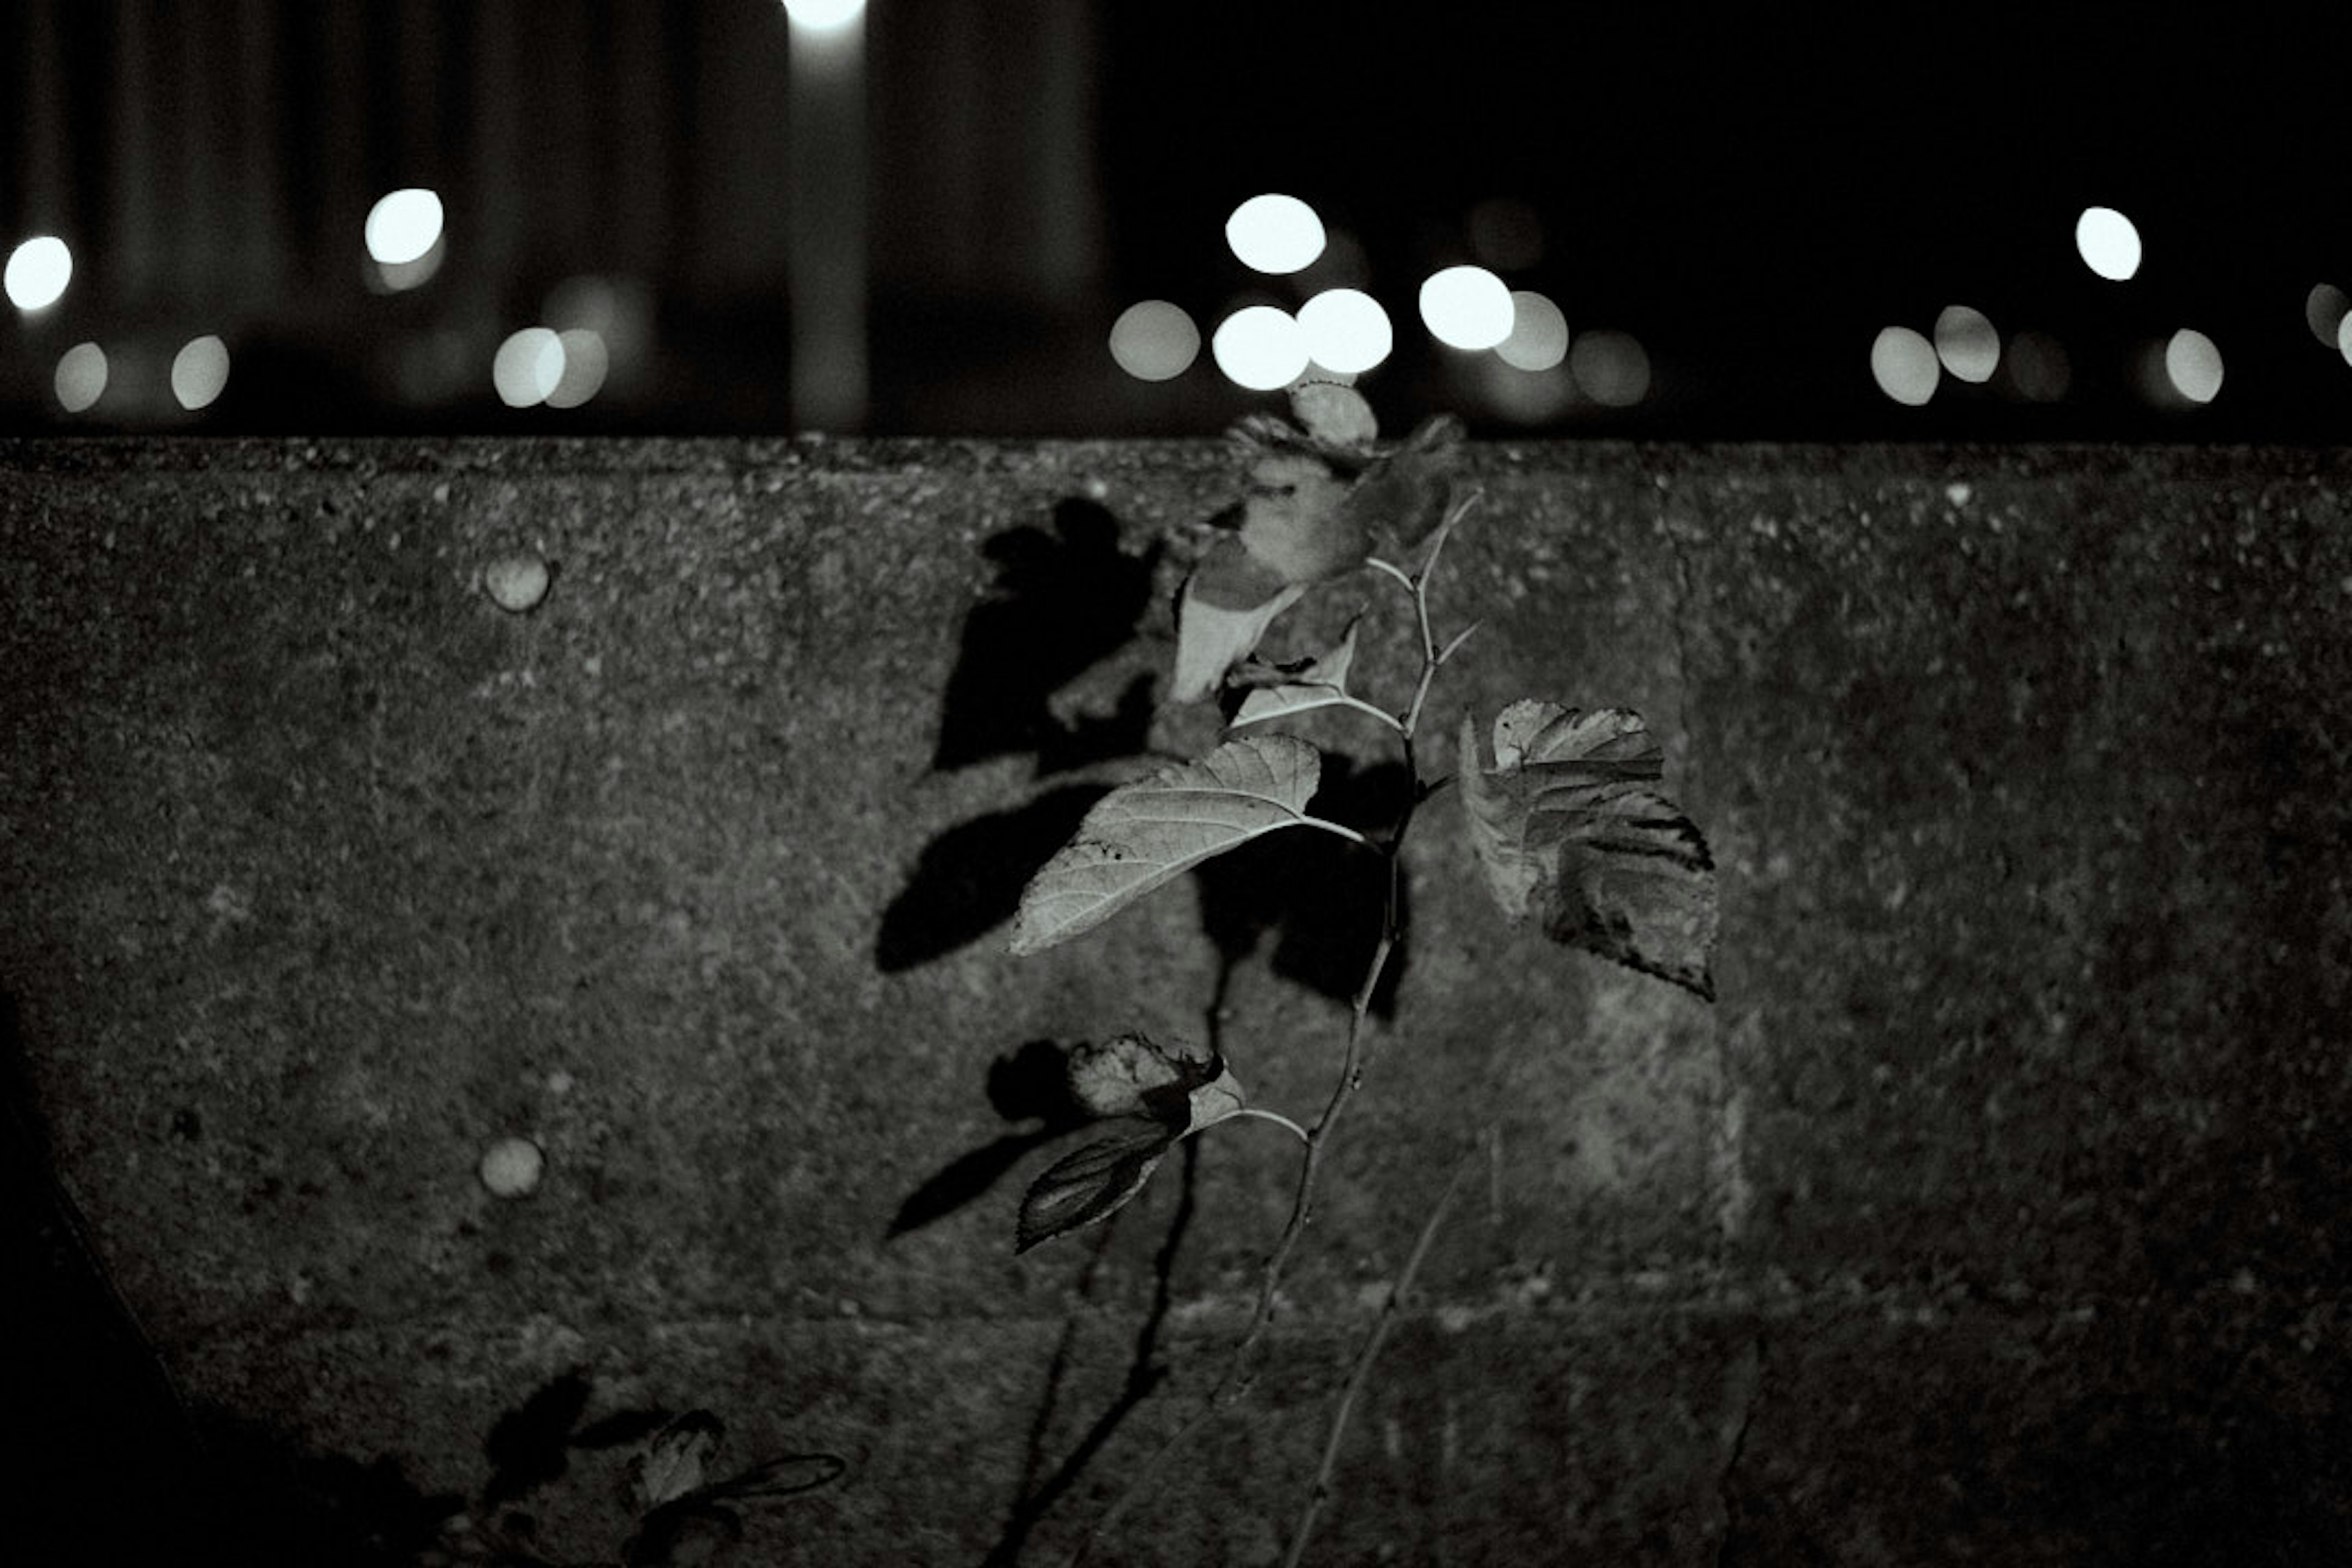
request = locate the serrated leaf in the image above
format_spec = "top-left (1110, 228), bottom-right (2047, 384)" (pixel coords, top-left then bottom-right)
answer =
top-left (1015, 1117), bottom-right (1175, 1251)
top-left (1341, 413), bottom-right (1465, 551)
top-left (1009, 735), bottom-right (1324, 954)
top-left (1173, 539), bottom-right (1303, 703)
top-left (1230, 616), bottom-right (1362, 728)
top-left (636, 1411), bottom-right (725, 1510)
top-left (1460, 703), bottom-right (1719, 1001)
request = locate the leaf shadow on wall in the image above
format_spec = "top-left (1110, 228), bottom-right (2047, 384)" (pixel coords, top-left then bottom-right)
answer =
top-left (878, 499), bottom-right (1164, 972)
top-left (929, 498), bottom-right (1163, 776)
top-left (889, 1038), bottom-right (1090, 1237)
top-left (1192, 756), bottom-right (1414, 1018)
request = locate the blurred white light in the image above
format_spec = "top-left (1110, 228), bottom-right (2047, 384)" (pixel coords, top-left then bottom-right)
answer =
top-left (1211, 305), bottom-right (1310, 391)
top-left (2164, 328), bottom-right (2223, 404)
top-left (1933, 305), bottom-right (1999, 383)
top-left (1568, 330), bottom-right (1650, 407)
top-left (6, 235), bottom-right (73, 311)
top-left (1419, 265), bottom-right (1513, 350)
top-left (1108, 300), bottom-right (1201, 382)
top-left (2075, 206), bottom-right (2141, 281)
top-left (1496, 290), bottom-right (1569, 371)
top-left (1297, 288), bottom-right (1393, 374)
top-left (1226, 194), bottom-right (1325, 275)
top-left (54, 342), bottom-right (107, 412)
top-left (170, 335), bottom-right (230, 411)
top-left (783, 0), bottom-right (865, 30)
top-left (1870, 326), bottom-right (1939, 405)
top-left (364, 189), bottom-right (444, 266)
top-left (2005, 331), bottom-right (2071, 402)
top-left (546, 328), bottom-right (609, 408)
top-left (2305, 283), bottom-right (2350, 349)
top-left (493, 327), bottom-right (566, 408)
top-left (2340, 311), bottom-right (2352, 369)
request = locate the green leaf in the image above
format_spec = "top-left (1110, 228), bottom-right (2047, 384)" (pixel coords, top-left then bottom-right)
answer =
top-left (1459, 701), bottom-right (1719, 1001)
top-left (1172, 539), bottom-right (1303, 703)
top-left (1229, 616), bottom-right (1363, 728)
top-left (1009, 735), bottom-right (1324, 954)
top-left (1015, 1117), bottom-right (1174, 1252)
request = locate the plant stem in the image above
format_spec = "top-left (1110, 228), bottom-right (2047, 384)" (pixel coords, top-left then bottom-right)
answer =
top-left (1282, 1134), bottom-right (1481, 1567)
top-left (1225, 1106), bottom-right (1310, 1144)
top-left (1069, 504), bottom-right (1474, 1567)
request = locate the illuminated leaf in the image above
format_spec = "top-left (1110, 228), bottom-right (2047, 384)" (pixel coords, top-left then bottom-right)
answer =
top-left (1289, 380), bottom-right (1379, 448)
top-left (1240, 452), bottom-right (1365, 585)
top-left (1172, 538), bottom-right (1303, 703)
top-left (1231, 616), bottom-right (1363, 728)
top-left (1068, 1031), bottom-right (1197, 1118)
top-left (1459, 701), bottom-right (1718, 1001)
top-left (1009, 735), bottom-right (1324, 954)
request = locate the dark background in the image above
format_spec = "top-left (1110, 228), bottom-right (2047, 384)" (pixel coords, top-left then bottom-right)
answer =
top-left (5, 4), bottom-right (2351, 436)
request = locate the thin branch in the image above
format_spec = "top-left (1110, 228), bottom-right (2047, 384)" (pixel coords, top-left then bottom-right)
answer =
top-left (1363, 556), bottom-right (1415, 594)
top-left (1283, 1135), bottom-right (1482, 1567)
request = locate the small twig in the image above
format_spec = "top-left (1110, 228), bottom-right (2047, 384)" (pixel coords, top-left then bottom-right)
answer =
top-left (1292, 813), bottom-right (1379, 851)
top-left (1282, 1134), bottom-right (1482, 1567)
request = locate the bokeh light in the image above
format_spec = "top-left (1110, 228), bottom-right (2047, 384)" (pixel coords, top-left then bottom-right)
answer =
top-left (546, 329), bottom-right (609, 408)
top-left (1933, 305), bottom-right (1999, 383)
top-left (170, 335), bottom-right (230, 411)
top-left (1569, 330), bottom-right (1650, 407)
top-left (2164, 328), bottom-right (2223, 403)
top-left (6, 235), bottom-right (74, 311)
top-left (2075, 206), bottom-right (2142, 281)
top-left (54, 342), bottom-right (107, 412)
top-left (2305, 283), bottom-right (2350, 349)
top-left (2005, 331), bottom-right (2071, 402)
top-left (1225, 195), bottom-right (1325, 275)
top-left (1108, 300), bottom-right (1201, 381)
top-left (364, 189), bottom-right (444, 265)
top-left (493, 327), bottom-right (566, 408)
top-left (1419, 265), bottom-right (1513, 350)
top-left (783, 0), bottom-right (864, 29)
top-left (2340, 312), bottom-right (2352, 370)
top-left (1870, 326), bottom-right (1939, 405)
top-left (1297, 288), bottom-right (1393, 374)
top-left (1495, 290), bottom-right (1569, 372)
top-left (1211, 305), bottom-right (1310, 390)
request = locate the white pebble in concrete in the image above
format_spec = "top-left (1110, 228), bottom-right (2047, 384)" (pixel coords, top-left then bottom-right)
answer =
top-left (483, 554), bottom-right (551, 613)
top-left (479, 1135), bottom-right (545, 1198)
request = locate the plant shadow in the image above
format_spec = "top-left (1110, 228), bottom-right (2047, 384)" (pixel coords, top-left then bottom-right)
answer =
top-left (888, 1039), bottom-right (1090, 1237)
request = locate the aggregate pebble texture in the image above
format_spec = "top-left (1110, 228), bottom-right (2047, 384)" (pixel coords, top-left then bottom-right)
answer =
top-left (2, 438), bottom-right (2348, 1564)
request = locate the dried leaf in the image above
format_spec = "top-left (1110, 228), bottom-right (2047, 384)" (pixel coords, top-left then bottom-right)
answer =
top-left (1230, 617), bottom-right (1363, 728)
top-left (1009, 735), bottom-right (1324, 954)
top-left (1459, 702), bottom-right (1719, 1001)
top-left (1239, 452), bottom-right (1365, 586)
top-left (1340, 413), bottom-right (1466, 552)
top-left (1015, 1117), bottom-right (1175, 1252)
top-left (636, 1411), bottom-right (725, 1510)
top-left (1067, 1031), bottom-right (1199, 1119)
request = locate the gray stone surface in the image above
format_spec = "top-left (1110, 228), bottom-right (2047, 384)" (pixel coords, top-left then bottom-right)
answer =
top-left (2, 437), bottom-right (2348, 1564)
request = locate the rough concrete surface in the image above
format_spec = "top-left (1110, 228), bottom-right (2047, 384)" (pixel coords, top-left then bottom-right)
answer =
top-left (2, 437), bottom-right (2348, 1565)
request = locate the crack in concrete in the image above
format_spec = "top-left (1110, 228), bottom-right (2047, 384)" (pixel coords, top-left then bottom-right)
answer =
top-left (1713, 1330), bottom-right (1766, 1567)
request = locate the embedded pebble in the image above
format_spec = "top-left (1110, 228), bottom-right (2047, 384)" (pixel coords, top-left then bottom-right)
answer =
top-left (483, 554), bottom-right (551, 613)
top-left (479, 1136), bottom-right (545, 1198)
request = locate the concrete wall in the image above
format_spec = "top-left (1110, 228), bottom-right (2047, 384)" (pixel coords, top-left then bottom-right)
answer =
top-left (3, 438), bottom-right (2348, 1564)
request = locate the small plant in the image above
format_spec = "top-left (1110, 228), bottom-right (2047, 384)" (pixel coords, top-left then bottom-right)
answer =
top-left (1005, 380), bottom-right (1721, 1562)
